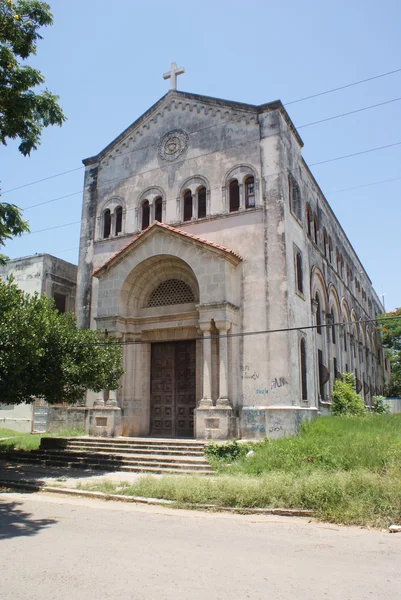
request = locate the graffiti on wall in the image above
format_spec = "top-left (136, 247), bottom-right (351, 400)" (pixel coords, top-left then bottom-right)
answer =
top-left (270, 377), bottom-right (288, 389)
top-left (242, 408), bottom-right (266, 434)
top-left (240, 364), bottom-right (260, 381)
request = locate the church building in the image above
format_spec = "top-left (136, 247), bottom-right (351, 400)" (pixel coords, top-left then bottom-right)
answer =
top-left (76, 64), bottom-right (386, 440)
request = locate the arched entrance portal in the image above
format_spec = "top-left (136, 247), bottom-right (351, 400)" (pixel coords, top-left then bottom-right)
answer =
top-left (120, 255), bottom-right (200, 438)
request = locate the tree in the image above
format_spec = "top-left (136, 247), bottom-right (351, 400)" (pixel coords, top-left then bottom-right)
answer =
top-left (331, 372), bottom-right (366, 416)
top-left (0, 277), bottom-right (124, 404)
top-left (377, 308), bottom-right (401, 397)
top-left (0, 0), bottom-right (66, 155)
top-left (0, 0), bottom-right (66, 261)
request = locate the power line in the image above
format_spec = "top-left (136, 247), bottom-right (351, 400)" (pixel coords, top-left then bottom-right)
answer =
top-left (309, 141), bottom-right (401, 167)
top-left (21, 220), bottom-right (81, 236)
top-left (326, 176), bottom-right (401, 195)
top-left (297, 97), bottom-right (401, 129)
top-left (284, 67), bottom-right (401, 106)
top-left (1, 167), bottom-right (83, 195)
top-left (2, 67), bottom-right (401, 196)
top-left (59, 314), bottom-right (401, 348)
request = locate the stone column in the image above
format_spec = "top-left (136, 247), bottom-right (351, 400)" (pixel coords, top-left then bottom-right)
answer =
top-left (199, 324), bottom-right (213, 407)
top-left (149, 200), bottom-right (154, 225)
top-left (192, 190), bottom-right (198, 220)
top-left (239, 183), bottom-right (244, 211)
top-left (215, 321), bottom-right (231, 407)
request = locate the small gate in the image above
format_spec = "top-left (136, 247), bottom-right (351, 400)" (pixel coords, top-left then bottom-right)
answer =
top-left (33, 400), bottom-right (49, 433)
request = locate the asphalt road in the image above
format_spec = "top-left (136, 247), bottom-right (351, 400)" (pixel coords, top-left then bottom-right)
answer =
top-left (0, 491), bottom-right (400, 600)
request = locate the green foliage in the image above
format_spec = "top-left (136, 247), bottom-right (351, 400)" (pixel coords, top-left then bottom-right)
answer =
top-left (378, 308), bottom-right (401, 397)
top-left (0, 0), bottom-right (66, 155)
top-left (372, 395), bottom-right (389, 414)
top-left (331, 372), bottom-right (366, 416)
top-left (0, 202), bottom-right (29, 264)
top-left (0, 276), bottom-right (124, 404)
top-left (204, 439), bottom-right (255, 463)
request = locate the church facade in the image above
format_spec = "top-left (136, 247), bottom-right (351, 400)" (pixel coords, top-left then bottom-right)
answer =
top-left (76, 83), bottom-right (387, 440)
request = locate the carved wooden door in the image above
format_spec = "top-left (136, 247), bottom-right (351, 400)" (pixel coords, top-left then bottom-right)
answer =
top-left (150, 341), bottom-right (196, 438)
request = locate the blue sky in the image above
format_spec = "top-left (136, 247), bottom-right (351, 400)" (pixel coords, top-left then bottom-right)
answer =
top-left (1, 0), bottom-right (400, 310)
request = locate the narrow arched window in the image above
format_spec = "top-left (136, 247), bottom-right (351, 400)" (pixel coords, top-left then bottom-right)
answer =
top-left (154, 197), bottom-right (163, 223)
top-left (343, 320), bottom-right (347, 351)
top-left (289, 174), bottom-right (301, 220)
top-left (323, 229), bottom-right (328, 258)
top-left (300, 339), bottom-right (308, 400)
top-left (313, 216), bottom-right (319, 244)
top-left (115, 206), bottom-right (123, 235)
top-left (198, 187), bottom-right (206, 219)
top-left (328, 238), bottom-right (333, 263)
top-left (183, 191), bottom-right (193, 222)
top-left (103, 209), bottom-right (111, 239)
top-left (229, 179), bottom-right (240, 212)
top-left (245, 176), bottom-right (255, 209)
top-left (316, 294), bottom-right (322, 334)
top-left (306, 205), bottom-right (312, 237)
top-left (296, 251), bottom-right (303, 294)
top-left (141, 200), bottom-right (150, 230)
top-left (331, 310), bottom-right (336, 344)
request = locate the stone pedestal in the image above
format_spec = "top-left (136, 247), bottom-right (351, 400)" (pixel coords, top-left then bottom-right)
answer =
top-left (88, 399), bottom-right (122, 437)
top-left (195, 406), bottom-right (237, 440)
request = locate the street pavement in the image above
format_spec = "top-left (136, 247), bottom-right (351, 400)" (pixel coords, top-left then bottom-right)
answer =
top-left (0, 490), bottom-right (400, 600)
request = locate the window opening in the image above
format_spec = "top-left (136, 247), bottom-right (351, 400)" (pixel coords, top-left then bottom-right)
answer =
top-left (141, 201), bottom-right (150, 230)
top-left (296, 251), bottom-right (303, 294)
top-left (331, 310), bottom-right (336, 344)
top-left (313, 216), bottom-right (318, 244)
top-left (316, 294), bottom-right (322, 334)
top-left (54, 293), bottom-right (66, 313)
top-left (147, 279), bottom-right (195, 307)
top-left (245, 176), bottom-right (255, 209)
top-left (183, 191), bottom-right (193, 222)
top-left (115, 206), bottom-right (122, 235)
top-left (103, 209), bottom-right (111, 239)
top-left (300, 339), bottom-right (307, 400)
top-left (154, 197), bottom-right (163, 223)
top-left (198, 187), bottom-right (206, 219)
top-left (229, 179), bottom-right (240, 212)
top-left (306, 206), bottom-right (312, 237)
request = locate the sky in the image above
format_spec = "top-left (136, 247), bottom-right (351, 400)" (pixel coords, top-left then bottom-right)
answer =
top-left (1, 0), bottom-right (400, 310)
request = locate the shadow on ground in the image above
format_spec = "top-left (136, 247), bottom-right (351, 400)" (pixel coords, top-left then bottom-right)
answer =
top-left (0, 459), bottom-right (118, 487)
top-left (0, 492), bottom-right (57, 540)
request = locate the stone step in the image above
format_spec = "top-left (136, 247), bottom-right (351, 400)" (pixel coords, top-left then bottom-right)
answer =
top-left (1, 453), bottom-right (213, 475)
top-left (43, 436), bottom-right (207, 446)
top-left (31, 449), bottom-right (211, 466)
top-left (62, 443), bottom-right (205, 456)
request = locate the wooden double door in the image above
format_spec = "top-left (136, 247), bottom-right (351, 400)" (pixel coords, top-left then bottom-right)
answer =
top-left (150, 340), bottom-right (196, 438)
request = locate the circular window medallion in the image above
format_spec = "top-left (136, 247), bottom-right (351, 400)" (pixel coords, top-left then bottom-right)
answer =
top-left (158, 129), bottom-right (189, 162)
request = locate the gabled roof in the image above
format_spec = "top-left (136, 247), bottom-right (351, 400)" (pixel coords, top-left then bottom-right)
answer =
top-left (92, 222), bottom-right (242, 278)
top-left (83, 90), bottom-right (303, 165)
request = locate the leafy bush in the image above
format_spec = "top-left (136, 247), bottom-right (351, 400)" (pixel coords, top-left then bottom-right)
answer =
top-left (372, 396), bottom-right (390, 414)
top-left (331, 372), bottom-right (365, 416)
top-left (205, 439), bottom-right (255, 462)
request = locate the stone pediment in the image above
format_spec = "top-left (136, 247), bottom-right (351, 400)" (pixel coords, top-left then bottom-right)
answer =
top-left (83, 91), bottom-right (302, 167)
top-left (93, 222), bottom-right (242, 279)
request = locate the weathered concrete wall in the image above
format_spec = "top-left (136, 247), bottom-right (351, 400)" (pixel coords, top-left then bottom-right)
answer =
top-left (47, 406), bottom-right (87, 433)
top-left (0, 403), bottom-right (33, 433)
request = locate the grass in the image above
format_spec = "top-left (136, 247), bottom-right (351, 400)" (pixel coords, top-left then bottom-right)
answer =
top-left (78, 415), bottom-right (401, 528)
top-left (0, 427), bottom-right (87, 452)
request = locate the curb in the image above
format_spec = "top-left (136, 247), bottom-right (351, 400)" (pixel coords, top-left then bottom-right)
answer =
top-left (0, 478), bottom-right (313, 517)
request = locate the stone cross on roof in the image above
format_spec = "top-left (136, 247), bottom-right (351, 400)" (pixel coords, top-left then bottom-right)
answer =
top-left (163, 62), bottom-right (185, 90)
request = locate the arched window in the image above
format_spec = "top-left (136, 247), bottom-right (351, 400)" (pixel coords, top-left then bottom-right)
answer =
top-left (300, 338), bottom-right (308, 400)
top-left (343, 318), bottom-right (347, 351)
top-left (328, 237), bottom-right (333, 263)
top-left (331, 310), bottom-right (336, 344)
top-left (147, 279), bottom-right (195, 307)
top-left (306, 205), bottom-right (313, 237)
top-left (141, 200), bottom-right (150, 231)
top-left (154, 197), bottom-right (163, 223)
top-left (103, 209), bottom-right (111, 239)
top-left (183, 191), bottom-right (193, 222)
top-left (296, 251), bottom-right (303, 294)
top-left (115, 206), bottom-right (123, 235)
top-left (229, 179), bottom-right (240, 212)
top-left (323, 229), bottom-right (328, 258)
top-left (198, 187), bottom-right (207, 219)
top-left (245, 176), bottom-right (255, 209)
top-left (313, 216), bottom-right (319, 245)
top-left (316, 293), bottom-right (322, 334)
top-left (289, 174), bottom-right (301, 220)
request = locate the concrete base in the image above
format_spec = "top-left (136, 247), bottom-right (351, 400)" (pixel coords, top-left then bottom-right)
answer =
top-left (47, 405), bottom-right (122, 437)
top-left (195, 406), bottom-right (238, 440)
top-left (240, 406), bottom-right (318, 440)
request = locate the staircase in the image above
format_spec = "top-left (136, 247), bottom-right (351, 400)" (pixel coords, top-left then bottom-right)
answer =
top-left (1, 437), bottom-right (214, 475)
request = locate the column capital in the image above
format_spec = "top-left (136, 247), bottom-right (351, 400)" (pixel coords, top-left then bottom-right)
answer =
top-left (214, 319), bottom-right (231, 333)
